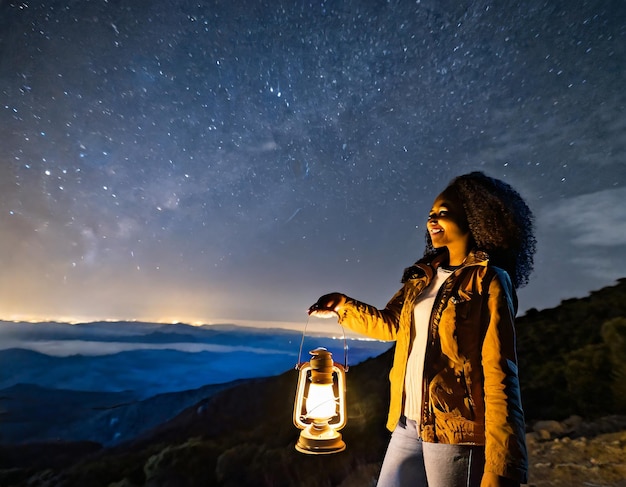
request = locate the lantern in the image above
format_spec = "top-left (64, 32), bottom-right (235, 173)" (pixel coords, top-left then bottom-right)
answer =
top-left (293, 347), bottom-right (347, 454)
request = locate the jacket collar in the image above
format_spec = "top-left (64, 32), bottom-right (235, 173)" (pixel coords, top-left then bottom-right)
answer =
top-left (401, 249), bottom-right (490, 283)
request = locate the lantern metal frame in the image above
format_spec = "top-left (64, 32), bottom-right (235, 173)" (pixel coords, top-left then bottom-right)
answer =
top-left (292, 318), bottom-right (350, 455)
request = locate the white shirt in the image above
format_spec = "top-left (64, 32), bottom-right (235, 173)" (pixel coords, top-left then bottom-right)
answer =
top-left (403, 266), bottom-right (454, 422)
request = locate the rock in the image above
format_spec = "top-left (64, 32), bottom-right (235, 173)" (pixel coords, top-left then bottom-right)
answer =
top-left (572, 414), bottom-right (626, 438)
top-left (533, 420), bottom-right (565, 440)
top-left (536, 429), bottom-right (552, 441)
top-left (561, 415), bottom-right (582, 435)
top-left (527, 428), bottom-right (626, 486)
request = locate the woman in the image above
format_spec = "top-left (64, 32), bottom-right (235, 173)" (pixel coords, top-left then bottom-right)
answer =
top-left (308, 172), bottom-right (536, 487)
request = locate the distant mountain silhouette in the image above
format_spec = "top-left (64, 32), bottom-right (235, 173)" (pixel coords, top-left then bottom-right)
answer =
top-left (0, 321), bottom-right (392, 397)
top-left (0, 347), bottom-right (298, 397)
top-left (0, 321), bottom-right (392, 450)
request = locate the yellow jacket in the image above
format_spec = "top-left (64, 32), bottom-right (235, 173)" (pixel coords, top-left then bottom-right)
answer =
top-left (337, 250), bottom-right (528, 483)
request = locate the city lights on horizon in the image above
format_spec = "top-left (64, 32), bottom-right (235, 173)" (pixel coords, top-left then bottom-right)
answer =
top-left (0, 313), bottom-right (309, 331)
top-left (0, 313), bottom-right (371, 338)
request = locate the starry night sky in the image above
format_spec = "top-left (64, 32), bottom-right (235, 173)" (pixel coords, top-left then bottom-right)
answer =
top-left (1, 0), bottom-right (625, 328)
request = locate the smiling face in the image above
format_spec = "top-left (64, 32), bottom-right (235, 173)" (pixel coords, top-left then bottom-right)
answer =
top-left (427, 188), bottom-right (471, 265)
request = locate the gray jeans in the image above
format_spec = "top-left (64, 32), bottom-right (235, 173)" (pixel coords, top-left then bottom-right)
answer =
top-left (377, 416), bottom-right (485, 487)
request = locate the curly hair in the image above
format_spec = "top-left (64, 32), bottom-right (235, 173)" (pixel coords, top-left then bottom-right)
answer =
top-left (423, 171), bottom-right (537, 288)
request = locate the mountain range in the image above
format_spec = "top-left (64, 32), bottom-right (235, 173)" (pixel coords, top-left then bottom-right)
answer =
top-left (0, 320), bottom-right (391, 445)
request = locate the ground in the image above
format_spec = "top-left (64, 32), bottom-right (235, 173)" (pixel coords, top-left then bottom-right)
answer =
top-left (527, 430), bottom-right (626, 487)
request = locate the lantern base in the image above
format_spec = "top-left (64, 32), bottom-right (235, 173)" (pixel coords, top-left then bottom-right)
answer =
top-left (295, 425), bottom-right (346, 454)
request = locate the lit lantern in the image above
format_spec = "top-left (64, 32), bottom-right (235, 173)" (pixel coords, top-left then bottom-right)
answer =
top-left (293, 347), bottom-right (347, 454)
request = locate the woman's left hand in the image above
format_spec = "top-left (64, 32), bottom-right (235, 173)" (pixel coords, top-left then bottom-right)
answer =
top-left (480, 472), bottom-right (520, 487)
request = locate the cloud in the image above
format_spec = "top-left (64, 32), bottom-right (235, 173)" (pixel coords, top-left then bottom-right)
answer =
top-left (518, 186), bottom-right (626, 312)
top-left (0, 339), bottom-right (296, 357)
top-left (539, 187), bottom-right (626, 247)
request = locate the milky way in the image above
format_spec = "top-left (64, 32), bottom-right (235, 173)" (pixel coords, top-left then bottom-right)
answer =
top-left (1, 0), bottom-right (625, 326)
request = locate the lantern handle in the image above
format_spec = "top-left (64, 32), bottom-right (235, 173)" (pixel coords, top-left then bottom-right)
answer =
top-left (296, 315), bottom-right (349, 372)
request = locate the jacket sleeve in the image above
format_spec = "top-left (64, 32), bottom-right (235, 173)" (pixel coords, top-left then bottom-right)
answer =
top-left (335, 285), bottom-right (405, 342)
top-left (481, 270), bottom-right (529, 484)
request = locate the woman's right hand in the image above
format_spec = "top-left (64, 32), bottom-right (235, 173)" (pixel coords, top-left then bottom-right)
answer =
top-left (307, 293), bottom-right (347, 318)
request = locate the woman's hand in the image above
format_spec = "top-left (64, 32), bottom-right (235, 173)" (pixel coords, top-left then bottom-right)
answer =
top-left (307, 293), bottom-right (346, 318)
top-left (480, 472), bottom-right (520, 487)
